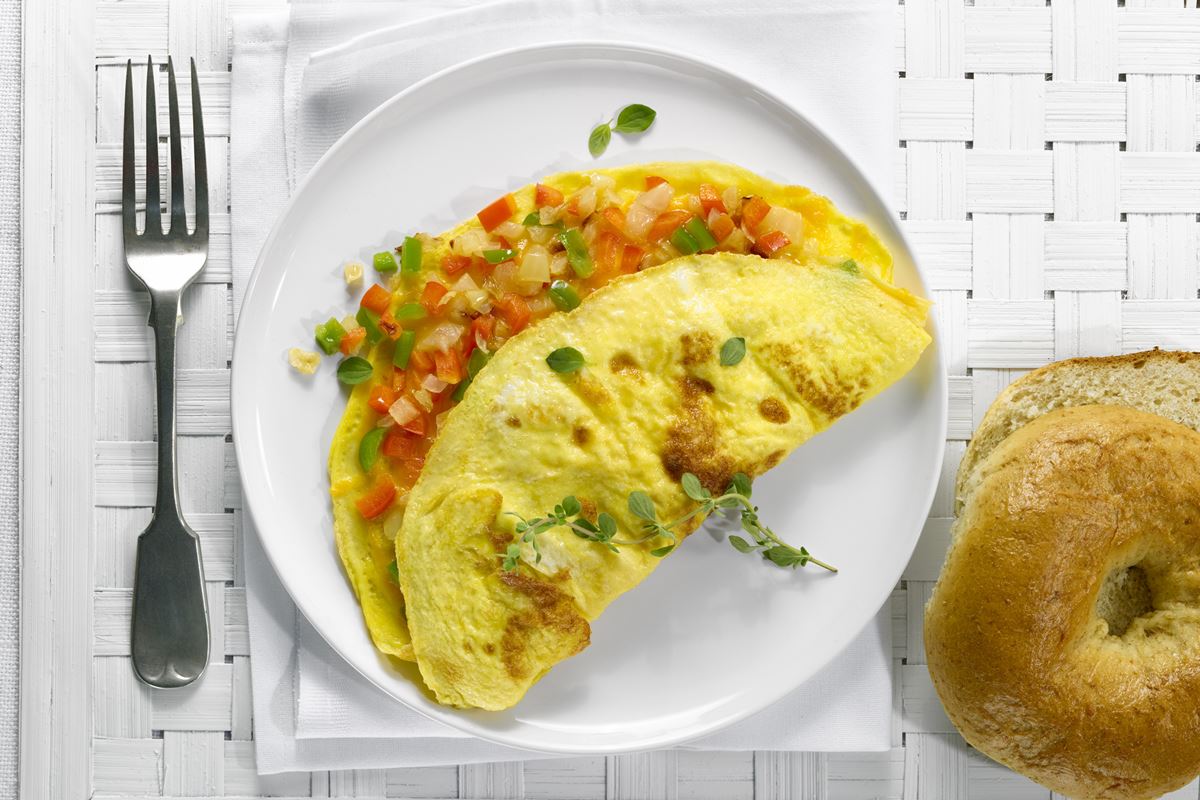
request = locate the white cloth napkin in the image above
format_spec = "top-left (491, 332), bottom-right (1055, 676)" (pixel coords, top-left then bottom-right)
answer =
top-left (232, 0), bottom-right (899, 775)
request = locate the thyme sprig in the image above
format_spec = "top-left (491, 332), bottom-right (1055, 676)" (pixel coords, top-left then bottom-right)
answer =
top-left (501, 472), bottom-right (836, 573)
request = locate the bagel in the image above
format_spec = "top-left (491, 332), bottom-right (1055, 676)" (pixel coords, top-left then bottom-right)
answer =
top-left (956, 349), bottom-right (1200, 512)
top-left (926, 404), bottom-right (1200, 799)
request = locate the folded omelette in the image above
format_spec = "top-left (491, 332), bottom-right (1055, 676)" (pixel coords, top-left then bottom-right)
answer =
top-left (328, 161), bottom-right (904, 663)
top-left (398, 253), bottom-right (930, 709)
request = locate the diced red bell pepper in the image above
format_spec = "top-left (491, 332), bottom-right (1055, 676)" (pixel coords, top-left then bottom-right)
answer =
top-left (360, 283), bottom-right (391, 314)
top-left (368, 384), bottom-right (396, 414)
top-left (434, 348), bottom-right (464, 384)
top-left (494, 293), bottom-right (531, 333)
top-left (709, 212), bottom-right (735, 243)
top-left (535, 183), bottom-right (564, 208)
top-left (595, 232), bottom-right (624, 273)
top-left (355, 475), bottom-right (397, 520)
top-left (470, 314), bottom-right (496, 346)
top-left (420, 281), bottom-right (448, 314)
top-left (644, 175), bottom-right (668, 190)
top-left (409, 348), bottom-right (434, 373)
top-left (377, 312), bottom-right (401, 340)
top-left (753, 229), bottom-right (791, 257)
top-left (620, 244), bottom-right (645, 273)
top-left (699, 183), bottom-right (726, 215)
top-left (601, 206), bottom-right (626, 235)
top-left (741, 196), bottom-right (771, 234)
top-left (381, 427), bottom-right (421, 460)
top-left (646, 210), bottom-right (692, 243)
top-left (476, 193), bottom-right (517, 232)
top-left (442, 254), bottom-right (472, 276)
top-left (339, 327), bottom-right (366, 355)
top-left (399, 411), bottom-right (426, 436)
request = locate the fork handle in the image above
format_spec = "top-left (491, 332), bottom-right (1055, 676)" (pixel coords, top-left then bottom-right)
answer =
top-left (150, 290), bottom-right (182, 515)
top-left (131, 290), bottom-right (210, 687)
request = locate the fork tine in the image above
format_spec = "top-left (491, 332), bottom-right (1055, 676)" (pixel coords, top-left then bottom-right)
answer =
top-left (190, 58), bottom-right (208, 244)
top-left (144, 56), bottom-right (161, 236)
top-left (166, 57), bottom-right (186, 235)
top-left (122, 60), bottom-right (138, 242)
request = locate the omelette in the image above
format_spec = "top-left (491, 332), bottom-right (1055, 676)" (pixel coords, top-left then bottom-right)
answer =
top-left (326, 161), bottom-right (911, 664)
top-left (398, 253), bottom-right (930, 709)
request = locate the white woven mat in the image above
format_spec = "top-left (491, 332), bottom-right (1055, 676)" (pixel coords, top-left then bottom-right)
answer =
top-left (50, 0), bottom-right (1200, 796)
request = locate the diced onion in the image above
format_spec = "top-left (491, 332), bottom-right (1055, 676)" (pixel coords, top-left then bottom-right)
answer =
top-left (685, 195), bottom-right (703, 216)
top-left (493, 220), bottom-right (525, 241)
top-left (451, 229), bottom-right (490, 257)
top-left (760, 206), bottom-right (805, 243)
top-left (540, 204), bottom-right (565, 225)
top-left (707, 208), bottom-right (723, 226)
top-left (388, 396), bottom-right (420, 425)
top-left (722, 228), bottom-right (751, 253)
top-left (465, 290), bottom-right (492, 314)
top-left (527, 225), bottom-right (556, 245)
top-left (417, 322), bottom-right (465, 352)
top-left (287, 348), bottom-right (320, 375)
top-left (413, 388), bottom-right (434, 412)
top-left (571, 186), bottom-right (597, 218)
top-left (421, 373), bottom-right (449, 393)
top-left (435, 410), bottom-right (450, 431)
top-left (519, 244), bottom-right (551, 283)
top-left (550, 251), bottom-right (570, 277)
top-left (722, 186), bottom-right (740, 214)
top-left (453, 273), bottom-right (479, 292)
top-left (589, 173), bottom-right (616, 192)
top-left (526, 294), bottom-right (555, 316)
top-left (375, 415), bottom-right (395, 429)
top-left (625, 182), bottom-right (673, 239)
top-left (382, 505), bottom-right (406, 541)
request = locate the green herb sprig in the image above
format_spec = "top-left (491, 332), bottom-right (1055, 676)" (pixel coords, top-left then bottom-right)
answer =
top-left (588, 104), bottom-right (657, 157)
top-left (501, 472), bottom-right (835, 573)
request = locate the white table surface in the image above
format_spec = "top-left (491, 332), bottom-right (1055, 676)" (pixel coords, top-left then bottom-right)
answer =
top-left (15, 0), bottom-right (1200, 798)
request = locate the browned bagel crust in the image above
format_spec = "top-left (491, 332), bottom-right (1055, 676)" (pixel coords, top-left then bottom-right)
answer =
top-left (925, 405), bottom-right (1200, 800)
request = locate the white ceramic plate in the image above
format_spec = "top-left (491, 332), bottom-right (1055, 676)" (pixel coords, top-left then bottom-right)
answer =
top-left (232, 42), bottom-right (947, 754)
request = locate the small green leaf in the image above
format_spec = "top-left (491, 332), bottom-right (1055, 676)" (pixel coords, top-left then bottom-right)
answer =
top-left (522, 212), bottom-right (541, 226)
top-left (450, 376), bottom-right (471, 401)
top-left (337, 356), bottom-right (373, 385)
top-left (839, 259), bottom-right (859, 274)
top-left (574, 518), bottom-right (600, 534)
top-left (614, 104), bottom-right (657, 133)
top-left (597, 512), bottom-right (617, 538)
top-left (763, 546), bottom-right (808, 569)
top-left (649, 544), bottom-right (674, 558)
top-left (387, 560), bottom-right (400, 583)
top-left (628, 491), bottom-right (657, 522)
top-left (729, 535), bottom-right (753, 553)
top-left (588, 123), bottom-right (612, 157)
top-left (561, 496), bottom-right (582, 517)
top-left (546, 346), bottom-right (585, 373)
top-left (720, 337), bottom-right (746, 366)
top-left (358, 428), bottom-right (385, 472)
top-left (502, 543), bottom-right (522, 571)
top-left (729, 472), bottom-right (752, 498)
top-left (681, 473), bottom-right (707, 502)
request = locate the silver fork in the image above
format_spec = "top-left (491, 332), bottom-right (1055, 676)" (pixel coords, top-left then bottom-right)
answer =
top-left (124, 56), bottom-right (210, 688)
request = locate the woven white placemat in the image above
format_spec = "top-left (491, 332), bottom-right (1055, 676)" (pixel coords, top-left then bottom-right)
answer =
top-left (17, 0), bottom-right (1200, 796)
top-left (0, 0), bottom-right (20, 796)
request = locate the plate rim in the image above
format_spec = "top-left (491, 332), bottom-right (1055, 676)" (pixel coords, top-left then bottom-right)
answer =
top-left (232, 38), bottom-right (948, 755)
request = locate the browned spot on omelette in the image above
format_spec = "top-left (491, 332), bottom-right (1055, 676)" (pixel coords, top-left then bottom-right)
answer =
top-left (609, 352), bottom-right (642, 378)
top-left (497, 571), bottom-right (590, 680)
top-left (765, 342), bottom-right (866, 419)
top-left (661, 375), bottom-right (738, 494)
top-left (759, 397), bottom-right (790, 424)
top-left (505, 416), bottom-right (522, 428)
top-left (572, 426), bottom-right (591, 446)
top-left (680, 331), bottom-right (716, 367)
top-left (575, 373), bottom-right (611, 406)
